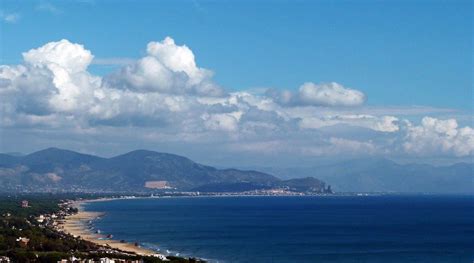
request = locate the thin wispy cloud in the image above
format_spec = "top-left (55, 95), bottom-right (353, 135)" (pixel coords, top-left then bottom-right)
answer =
top-left (192, 0), bottom-right (208, 14)
top-left (0, 11), bottom-right (20, 23)
top-left (36, 2), bottom-right (62, 14)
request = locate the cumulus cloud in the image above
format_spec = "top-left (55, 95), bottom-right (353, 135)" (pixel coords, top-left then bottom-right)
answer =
top-left (267, 82), bottom-right (366, 107)
top-left (299, 82), bottom-right (366, 106)
top-left (103, 37), bottom-right (224, 97)
top-left (202, 112), bottom-right (240, 132)
top-left (16, 39), bottom-right (98, 113)
top-left (403, 117), bottom-right (474, 157)
top-left (0, 38), bottom-right (472, 160)
top-left (23, 40), bottom-right (93, 72)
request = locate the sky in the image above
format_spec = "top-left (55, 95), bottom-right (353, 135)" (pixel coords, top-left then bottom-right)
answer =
top-left (0, 0), bottom-right (472, 167)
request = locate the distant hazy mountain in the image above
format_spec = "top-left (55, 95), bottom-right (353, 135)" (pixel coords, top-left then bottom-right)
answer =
top-left (0, 148), bottom-right (327, 193)
top-left (256, 158), bottom-right (474, 193)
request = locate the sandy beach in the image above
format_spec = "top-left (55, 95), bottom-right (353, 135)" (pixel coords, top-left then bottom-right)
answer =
top-left (59, 199), bottom-right (157, 256)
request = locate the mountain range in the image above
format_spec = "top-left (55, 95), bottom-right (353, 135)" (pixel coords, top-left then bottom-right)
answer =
top-left (1, 148), bottom-right (471, 194)
top-left (255, 158), bottom-right (474, 193)
top-left (0, 148), bottom-right (328, 193)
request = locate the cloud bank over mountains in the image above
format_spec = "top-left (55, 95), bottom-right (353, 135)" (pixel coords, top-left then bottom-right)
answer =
top-left (0, 37), bottom-right (473, 161)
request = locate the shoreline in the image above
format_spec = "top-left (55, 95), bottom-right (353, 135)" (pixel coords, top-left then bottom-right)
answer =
top-left (56, 194), bottom-right (344, 261)
top-left (58, 198), bottom-right (159, 257)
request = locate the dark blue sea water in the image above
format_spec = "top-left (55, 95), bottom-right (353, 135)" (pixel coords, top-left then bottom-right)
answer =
top-left (85, 195), bottom-right (474, 263)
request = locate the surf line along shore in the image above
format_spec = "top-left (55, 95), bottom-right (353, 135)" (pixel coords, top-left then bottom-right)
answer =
top-left (57, 198), bottom-right (158, 256)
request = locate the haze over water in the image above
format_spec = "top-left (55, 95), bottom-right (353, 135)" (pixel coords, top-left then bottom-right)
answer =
top-left (85, 195), bottom-right (474, 263)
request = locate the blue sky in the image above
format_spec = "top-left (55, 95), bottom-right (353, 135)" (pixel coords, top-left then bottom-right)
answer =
top-left (0, 0), bottom-right (472, 165)
top-left (1, 0), bottom-right (472, 110)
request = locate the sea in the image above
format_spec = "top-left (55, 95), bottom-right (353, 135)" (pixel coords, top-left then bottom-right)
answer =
top-left (84, 195), bottom-right (474, 263)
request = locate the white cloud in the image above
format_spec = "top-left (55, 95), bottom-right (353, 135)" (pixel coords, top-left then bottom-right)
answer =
top-left (267, 82), bottom-right (366, 107)
top-left (299, 82), bottom-right (366, 107)
top-left (0, 38), bottom-right (472, 160)
top-left (403, 117), bottom-right (474, 157)
top-left (22, 39), bottom-right (93, 73)
top-left (103, 37), bottom-right (224, 97)
top-left (202, 112), bottom-right (240, 132)
top-left (18, 39), bottom-right (98, 113)
top-left (299, 115), bottom-right (399, 132)
top-left (146, 37), bottom-right (204, 83)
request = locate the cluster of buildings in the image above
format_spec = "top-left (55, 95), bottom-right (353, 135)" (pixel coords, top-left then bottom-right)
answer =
top-left (21, 200), bottom-right (29, 208)
top-left (15, 237), bottom-right (30, 248)
top-left (160, 187), bottom-right (333, 197)
top-left (57, 256), bottom-right (149, 263)
top-left (175, 189), bottom-right (320, 196)
top-left (36, 213), bottom-right (61, 226)
top-left (0, 256), bottom-right (150, 263)
top-left (54, 253), bottom-right (169, 262)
